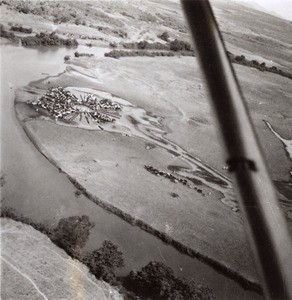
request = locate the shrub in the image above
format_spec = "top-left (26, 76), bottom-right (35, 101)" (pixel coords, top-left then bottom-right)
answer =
top-left (137, 40), bottom-right (148, 49)
top-left (64, 55), bottom-right (70, 61)
top-left (75, 18), bottom-right (82, 25)
top-left (123, 42), bottom-right (136, 49)
top-left (169, 39), bottom-right (183, 51)
top-left (74, 51), bottom-right (94, 58)
top-left (169, 39), bottom-right (192, 52)
top-left (51, 215), bottom-right (94, 258)
top-left (184, 41), bottom-right (192, 51)
top-left (158, 31), bottom-right (169, 42)
top-left (109, 41), bottom-right (117, 48)
top-left (251, 59), bottom-right (260, 66)
top-left (235, 55), bottom-right (246, 62)
top-left (0, 25), bottom-right (17, 40)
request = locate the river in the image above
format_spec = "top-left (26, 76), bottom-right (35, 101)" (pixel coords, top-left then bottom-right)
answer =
top-left (0, 43), bottom-right (262, 300)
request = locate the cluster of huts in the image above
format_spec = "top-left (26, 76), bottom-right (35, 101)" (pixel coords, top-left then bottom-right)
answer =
top-left (28, 87), bottom-right (122, 124)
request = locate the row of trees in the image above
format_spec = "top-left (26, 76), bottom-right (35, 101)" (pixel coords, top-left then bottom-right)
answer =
top-left (51, 215), bottom-right (214, 299)
top-left (227, 52), bottom-right (292, 79)
top-left (10, 25), bottom-right (32, 33)
top-left (122, 36), bottom-right (193, 53)
top-left (21, 31), bottom-right (78, 47)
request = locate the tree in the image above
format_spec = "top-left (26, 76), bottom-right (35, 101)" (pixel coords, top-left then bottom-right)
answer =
top-left (137, 40), bottom-right (149, 49)
top-left (86, 240), bottom-right (124, 285)
top-left (52, 215), bottom-right (94, 258)
top-left (124, 261), bottom-right (175, 298)
top-left (124, 261), bottom-right (215, 299)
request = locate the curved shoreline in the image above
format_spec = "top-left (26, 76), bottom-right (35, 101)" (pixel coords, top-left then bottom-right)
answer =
top-left (15, 102), bottom-right (262, 294)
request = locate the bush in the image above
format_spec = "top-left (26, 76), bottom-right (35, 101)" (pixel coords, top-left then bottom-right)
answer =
top-left (21, 36), bottom-right (40, 46)
top-left (184, 41), bottom-right (192, 51)
top-left (234, 55), bottom-right (246, 63)
top-left (170, 39), bottom-right (184, 51)
top-left (109, 41), bottom-right (117, 48)
top-left (0, 24), bottom-right (17, 40)
top-left (75, 18), bottom-right (82, 25)
top-left (51, 215), bottom-right (94, 258)
top-left (158, 31), bottom-right (169, 42)
top-left (74, 51), bottom-right (94, 58)
top-left (251, 59), bottom-right (260, 66)
top-left (64, 55), bottom-right (70, 61)
top-left (169, 39), bottom-right (192, 52)
top-left (137, 40), bottom-right (148, 49)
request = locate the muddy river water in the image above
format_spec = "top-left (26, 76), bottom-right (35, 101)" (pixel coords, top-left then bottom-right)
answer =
top-left (0, 43), bottom-right (262, 299)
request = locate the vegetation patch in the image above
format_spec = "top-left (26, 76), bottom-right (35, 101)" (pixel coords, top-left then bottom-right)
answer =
top-left (10, 25), bottom-right (32, 33)
top-left (105, 50), bottom-right (195, 59)
top-left (51, 215), bottom-right (94, 259)
top-left (227, 52), bottom-right (292, 80)
top-left (20, 31), bottom-right (78, 47)
top-left (169, 39), bottom-right (192, 52)
top-left (145, 165), bottom-right (206, 196)
top-left (123, 40), bottom-right (169, 50)
top-left (0, 207), bottom-right (52, 236)
top-left (0, 24), bottom-right (18, 41)
top-left (158, 31), bottom-right (170, 42)
top-left (105, 50), bottom-right (175, 59)
top-left (124, 261), bottom-right (215, 300)
top-left (90, 24), bottom-right (127, 38)
top-left (84, 240), bottom-right (125, 286)
top-left (122, 38), bottom-right (193, 52)
top-left (74, 51), bottom-right (94, 58)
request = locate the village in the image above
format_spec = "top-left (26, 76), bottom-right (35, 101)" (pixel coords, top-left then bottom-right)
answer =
top-left (27, 86), bottom-right (122, 124)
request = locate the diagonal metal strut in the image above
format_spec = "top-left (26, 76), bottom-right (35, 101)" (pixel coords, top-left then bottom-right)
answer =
top-left (180, 1), bottom-right (292, 299)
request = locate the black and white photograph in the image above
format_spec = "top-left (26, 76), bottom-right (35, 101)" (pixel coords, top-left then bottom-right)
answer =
top-left (0, 0), bottom-right (291, 299)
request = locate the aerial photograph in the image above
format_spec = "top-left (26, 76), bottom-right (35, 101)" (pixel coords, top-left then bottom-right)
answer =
top-left (0, 0), bottom-right (291, 299)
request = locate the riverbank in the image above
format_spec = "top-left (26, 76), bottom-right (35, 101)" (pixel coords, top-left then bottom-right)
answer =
top-left (1, 217), bottom-right (123, 300)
